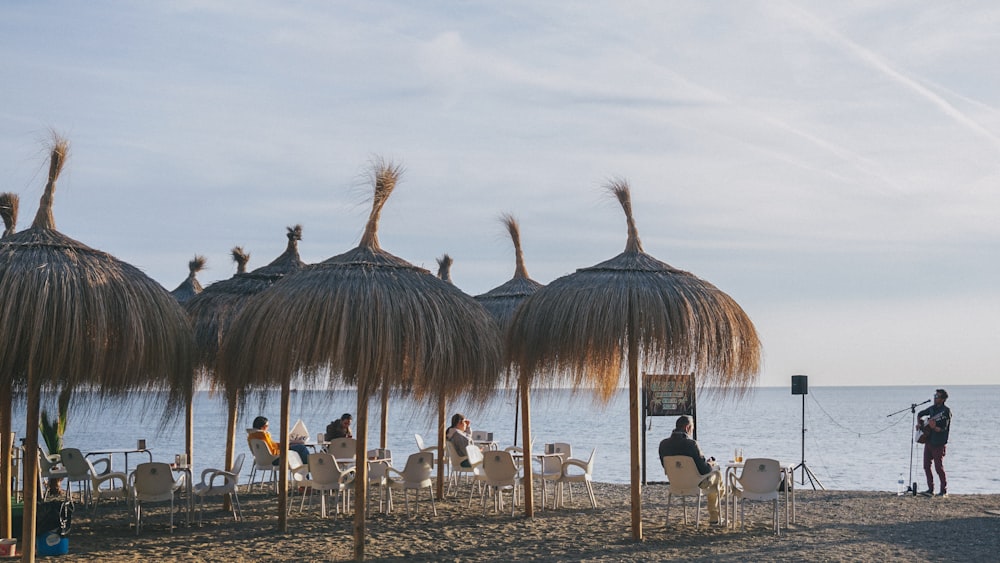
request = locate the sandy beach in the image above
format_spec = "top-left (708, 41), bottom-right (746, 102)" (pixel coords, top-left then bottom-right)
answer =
top-left (26, 481), bottom-right (998, 562)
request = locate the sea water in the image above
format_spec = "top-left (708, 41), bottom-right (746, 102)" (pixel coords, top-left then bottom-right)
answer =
top-left (13, 385), bottom-right (999, 494)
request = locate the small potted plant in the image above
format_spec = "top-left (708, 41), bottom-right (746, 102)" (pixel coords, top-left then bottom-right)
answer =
top-left (39, 387), bottom-right (71, 498)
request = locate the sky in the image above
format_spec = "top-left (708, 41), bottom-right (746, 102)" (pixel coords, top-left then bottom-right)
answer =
top-left (1, 1), bottom-right (998, 388)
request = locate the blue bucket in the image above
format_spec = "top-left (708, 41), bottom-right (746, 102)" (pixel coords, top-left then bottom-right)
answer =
top-left (36, 532), bottom-right (69, 556)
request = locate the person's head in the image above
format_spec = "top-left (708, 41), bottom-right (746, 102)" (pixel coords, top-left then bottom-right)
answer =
top-left (934, 389), bottom-right (948, 403)
top-left (675, 415), bottom-right (693, 433)
top-left (450, 413), bottom-right (469, 429)
top-left (340, 413), bottom-right (352, 426)
top-left (252, 416), bottom-right (269, 430)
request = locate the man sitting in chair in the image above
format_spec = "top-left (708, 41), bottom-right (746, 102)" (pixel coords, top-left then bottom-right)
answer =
top-left (659, 415), bottom-right (724, 524)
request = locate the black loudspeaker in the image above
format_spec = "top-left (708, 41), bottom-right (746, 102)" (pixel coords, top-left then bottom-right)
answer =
top-left (791, 374), bottom-right (808, 395)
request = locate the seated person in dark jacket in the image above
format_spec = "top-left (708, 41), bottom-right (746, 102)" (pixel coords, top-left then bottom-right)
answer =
top-left (326, 413), bottom-right (353, 440)
top-left (659, 415), bottom-right (723, 524)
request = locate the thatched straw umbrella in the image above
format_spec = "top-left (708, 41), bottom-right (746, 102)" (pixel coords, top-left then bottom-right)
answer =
top-left (507, 180), bottom-right (761, 536)
top-left (169, 255), bottom-right (206, 470)
top-left (474, 214), bottom-right (543, 452)
top-left (0, 192), bottom-right (18, 539)
top-left (170, 255), bottom-right (206, 303)
top-left (0, 136), bottom-right (194, 562)
top-left (222, 160), bottom-right (503, 560)
top-left (183, 229), bottom-right (304, 492)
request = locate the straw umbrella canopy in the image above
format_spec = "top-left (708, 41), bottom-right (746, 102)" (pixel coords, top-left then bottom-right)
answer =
top-left (183, 229), bottom-right (304, 484)
top-left (0, 192), bottom-right (18, 539)
top-left (507, 179), bottom-right (761, 536)
top-left (0, 136), bottom-right (195, 562)
top-left (170, 254), bottom-right (205, 469)
top-left (222, 160), bottom-right (503, 560)
top-left (474, 214), bottom-right (543, 452)
top-left (170, 255), bottom-right (206, 303)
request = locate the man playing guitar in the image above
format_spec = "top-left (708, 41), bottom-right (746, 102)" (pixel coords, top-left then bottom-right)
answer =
top-left (916, 389), bottom-right (952, 497)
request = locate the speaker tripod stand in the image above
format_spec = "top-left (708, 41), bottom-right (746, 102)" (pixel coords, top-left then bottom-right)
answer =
top-left (794, 392), bottom-right (825, 490)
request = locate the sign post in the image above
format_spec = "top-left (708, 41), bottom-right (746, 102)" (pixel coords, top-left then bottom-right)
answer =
top-left (642, 373), bottom-right (696, 484)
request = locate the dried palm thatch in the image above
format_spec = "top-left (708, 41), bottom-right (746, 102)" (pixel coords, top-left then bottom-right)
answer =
top-left (0, 134), bottom-right (195, 559)
top-left (170, 255), bottom-right (206, 303)
top-left (0, 192), bottom-right (18, 237)
top-left (475, 213), bottom-right (544, 331)
top-left (232, 246), bottom-right (250, 273)
top-left (183, 227), bottom-right (305, 490)
top-left (507, 179), bottom-right (761, 537)
top-left (0, 191), bottom-right (17, 539)
top-left (221, 159), bottom-right (503, 559)
top-left (474, 214), bottom-right (544, 451)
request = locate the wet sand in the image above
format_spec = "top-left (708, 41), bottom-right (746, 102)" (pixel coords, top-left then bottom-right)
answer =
top-left (38, 482), bottom-right (1000, 562)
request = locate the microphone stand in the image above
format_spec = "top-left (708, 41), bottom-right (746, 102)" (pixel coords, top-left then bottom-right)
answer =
top-left (887, 398), bottom-right (930, 495)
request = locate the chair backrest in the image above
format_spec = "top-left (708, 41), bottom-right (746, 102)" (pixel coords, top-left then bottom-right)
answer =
top-left (230, 453), bottom-right (246, 476)
top-left (414, 434), bottom-right (427, 450)
top-left (445, 441), bottom-right (467, 471)
top-left (287, 449), bottom-right (304, 470)
top-left (738, 458), bottom-right (782, 493)
top-left (482, 450), bottom-right (518, 484)
top-left (401, 452), bottom-right (434, 484)
top-left (132, 462), bottom-right (178, 498)
top-left (59, 448), bottom-right (90, 479)
top-left (328, 438), bottom-right (357, 459)
top-left (248, 439), bottom-right (277, 466)
top-left (662, 455), bottom-right (704, 495)
top-left (308, 453), bottom-right (341, 485)
top-left (38, 450), bottom-right (60, 475)
top-left (549, 442), bottom-right (572, 457)
top-left (368, 460), bottom-right (391, 483)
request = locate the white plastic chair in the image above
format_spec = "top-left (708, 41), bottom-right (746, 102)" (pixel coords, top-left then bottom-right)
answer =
top-left (131, 462), bottom-right (186, 535)
top-left (193, 453), bottom-right (245, 524)
top-left (559, 447), bottom-right (597, 508)
top-left (445, 440), bottom-right (482, 497)
top-left (247, 439), bottom-right (280, 492)
top-left (367, 459), bottom-right (393, 515)
top-left (480, 450), bottom-right (519, 516)
top-left (386, 452), bottom-right (437, 517)
top-left (300, 453), bottom-right (355, 517)
top-left (327, 437), bottom-right (357, 465)
top-left (729, 458), bottom-right (782, 535)
top-left (59, 448), bottom-right (120, 508)
top-left (414, 434), bottom-right (436, 453)
top-left (662, 455), bottom-right (706, 526)
top-left (536, 443), bottom-right (570, 508)
top-left (504, 438), bottom-right (535, 472)
top-left (38, 450), bottom-right (68, 501)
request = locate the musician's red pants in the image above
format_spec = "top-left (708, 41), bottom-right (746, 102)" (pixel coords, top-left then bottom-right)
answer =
top-left (923, 443), bottom-right (947, 494)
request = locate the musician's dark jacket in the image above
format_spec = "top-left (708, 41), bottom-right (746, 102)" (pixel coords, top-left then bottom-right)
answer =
top-left (917, 403), bottom-right (952, 446)
top-left (659, 429), bottom-right (713, 475)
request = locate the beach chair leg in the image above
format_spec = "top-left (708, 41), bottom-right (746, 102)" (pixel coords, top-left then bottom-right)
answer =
top-left (429, 486), bottom-right (437, 516)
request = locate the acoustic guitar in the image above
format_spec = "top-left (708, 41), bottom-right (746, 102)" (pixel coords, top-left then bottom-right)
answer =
top-left (916, 411), bottom-right (946, 444)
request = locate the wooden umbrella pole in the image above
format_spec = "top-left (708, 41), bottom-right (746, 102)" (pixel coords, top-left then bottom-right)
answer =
top-left (520, 373), bottom-right (533, 517)
top-left (223, 389), bottom-right (238, 512)
top-left (379, 385), bottom-right (389, 450)
top-left (277, 380), bottom-right (290, 532)
top-left (628, 326), bottom-right (642, 540)
top-left (1, 385), bottom-right (11, 538)
top-left (353, 392), bottom-right (370, 562)
top-left (512, 380), bottom-right (519, 447)
top-left (436, 395), bottom-right (445, 500)
top-left (21, 374), bottom-right (40, 563)
top-left (186, 386), bottom-right (195, 472)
